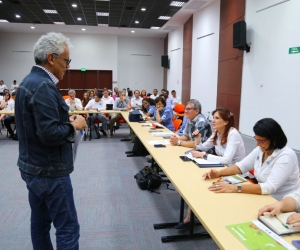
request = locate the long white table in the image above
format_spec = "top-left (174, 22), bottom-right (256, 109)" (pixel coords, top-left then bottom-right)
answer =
top-left (121, 113), bottom-right (299, 249)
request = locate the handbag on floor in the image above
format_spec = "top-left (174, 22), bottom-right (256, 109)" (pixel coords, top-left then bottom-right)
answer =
top-left (134, 166), bottom-right (162, 191)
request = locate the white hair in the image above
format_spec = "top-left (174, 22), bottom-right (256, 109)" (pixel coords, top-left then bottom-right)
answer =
top-left (68, 89), bottom-right (76, 95)
top-left (33, 32), bottom-right (73, 65)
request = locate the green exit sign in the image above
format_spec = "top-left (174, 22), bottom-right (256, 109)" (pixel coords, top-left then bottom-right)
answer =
top-left (289, 47), bottom-right (300, 54)
top-left (80, 68), bottom-right (87, 71)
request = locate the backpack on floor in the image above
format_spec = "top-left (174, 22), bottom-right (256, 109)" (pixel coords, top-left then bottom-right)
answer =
top-left (134, 166), bottom-right (162, 191)
top-left (91, 124), bottom-right (100, 139)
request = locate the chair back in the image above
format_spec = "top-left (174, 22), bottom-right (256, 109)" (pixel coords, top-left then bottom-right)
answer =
top-left (62, 95), bottom-right (69, 100)
top-left (173, 103), bottom-right (185, 113)
top-left (173, 119), bottom-right (182, 132)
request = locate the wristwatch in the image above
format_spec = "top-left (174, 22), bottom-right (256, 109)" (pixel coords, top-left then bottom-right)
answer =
top-left (177, 140), bottom-right (181, 146)
top-left (203, 153), bottom-right (208, 160)
top-left (237, 185), bottom-right (242, 193)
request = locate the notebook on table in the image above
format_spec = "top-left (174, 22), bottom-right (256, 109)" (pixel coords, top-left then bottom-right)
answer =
top-left (259, 212), bottom-right (300, 236)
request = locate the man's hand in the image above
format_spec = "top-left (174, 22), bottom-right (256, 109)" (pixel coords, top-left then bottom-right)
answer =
top-left (71, 115), bottom-right (87, 130)
top-left (170, 134), bottom-right (179, 145)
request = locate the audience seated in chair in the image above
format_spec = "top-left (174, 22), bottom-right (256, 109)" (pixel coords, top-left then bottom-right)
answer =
top-left (85, 92), bottom-right (108, 136)
top-left (174, 107), bottom-right (245, 229)
top-left (4, 92), bottom-right (17, 140)
top-left (109, 90), bottom-right (130, 135)
top-left (170, 99), bottom-right (211, 148)
top-left (65, 89), bottom-right (83, 111)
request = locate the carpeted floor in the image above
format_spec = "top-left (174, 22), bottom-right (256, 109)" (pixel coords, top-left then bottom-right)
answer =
top-left (0, 125), bottom-right (219, 250)
top-left (1, 125), bottom-right (299, 250)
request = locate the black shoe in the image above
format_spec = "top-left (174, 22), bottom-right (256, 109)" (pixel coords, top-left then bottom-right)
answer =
top-left (8, 134), bottom-right (14, 138)
top-left (174, 222), bottom-right (191, 229)
top-left (125, 151), bottom-right (133, 154)
top-left (113, 125), bottom-right (120, 130)
top-left (100, 129), bottom-right (107, 136)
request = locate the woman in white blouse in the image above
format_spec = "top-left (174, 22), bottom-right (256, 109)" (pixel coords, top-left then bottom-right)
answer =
top-left (191, 107), bottom-right (245, 165)
top-left (175, 107), bottom-right (246, 229)
top-left (202, 118), bottom-right (299, 199)
top-left (258, 187), bottom-right (300, 227)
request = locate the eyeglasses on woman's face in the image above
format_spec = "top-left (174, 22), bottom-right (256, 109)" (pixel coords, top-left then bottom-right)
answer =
top-left (253, 136), bottom-right (268, 145)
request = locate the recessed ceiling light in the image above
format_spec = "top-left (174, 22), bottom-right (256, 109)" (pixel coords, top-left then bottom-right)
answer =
top-left (170, 1), bottom-right (185, 7)
top-left (0, 19), bottom-right (9, 22)
top-left (150, 26), bottom-right (160, 29)
top-left (135, 21), bottom-right (139, 24)
top-left (43, 9), bottom-right (58, 14)
top-left (131, 30), bottom-right (135, 33)
top-left (158, 16), bottom-right (171, 20)
top-left (96, 12), bottom-right (109, 16)
top-left (77, 17), bottom-right (82, 21)
top-left (16, 15), bottom-right (20, 18)
top-left (54, 22), bottom-right (65, 25)
top-left (82, 28), bottom-right (86, 31)
top-left (98, 23), bottom-right (108, 27)
top-left (141, 8), bottom-right (146, 11)
top-left (72, 4), bottom-right (77, 8)
top-left (0, 1), bottom-right (2, 3)
top-left (31, 26), bottom-right (35, 29)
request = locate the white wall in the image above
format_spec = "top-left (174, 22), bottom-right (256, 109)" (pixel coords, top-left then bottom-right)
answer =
top-left (190, 0), bottom-right (220, 116)
top-left (0, 33), bottom-right (164, 93)
top-left (241, 0), bottom-right (300, 150)
top-left (117, 37), bottom-right (164, 92)
top-left (167, 27), bottom-right (183, 96)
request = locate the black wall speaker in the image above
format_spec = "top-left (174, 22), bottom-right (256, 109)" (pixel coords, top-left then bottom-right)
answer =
top-left (161, 55), bottom-right (169, 68)
top-left (233, 21), bottom-right (246, 48)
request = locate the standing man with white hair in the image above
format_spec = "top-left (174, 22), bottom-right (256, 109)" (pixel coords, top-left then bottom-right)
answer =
top-left (15, 32), bottom-right (87, 250)
top-left (65, 89), bottom-right (83, 111)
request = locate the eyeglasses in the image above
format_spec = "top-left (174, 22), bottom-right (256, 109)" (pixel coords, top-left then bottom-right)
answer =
top-left (253, 136), bottom-right (267, 145)
top-left (185, 108), bottom-right (196, 111)
top-left (53, 53), bottom-right (71, 66)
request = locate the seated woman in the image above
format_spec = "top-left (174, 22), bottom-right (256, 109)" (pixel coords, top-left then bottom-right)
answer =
top-left (175, 108), bottom-right (246, 229)
top-left (88, 89), bottom-right (95, 100)
top-left (258, 186), bottom-right (300, 227)
top-left (127, 97), bottom-right (174, 157)
top-left (81, 92), bottom-right (89, 108)
top-left (0, 92), bottom-right (13, 121)
top-left (202, 117), bottom-right (299, 199)
top-left (141, 90), bottom-right (148, 99)
top-left (109, 90), bottom-right (130, 135)
top-left (141, 98), bottom-right (156, 118)
top-left (145, 96), bottom-right (174, 131)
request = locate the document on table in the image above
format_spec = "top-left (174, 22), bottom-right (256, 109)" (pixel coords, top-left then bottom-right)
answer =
top-left (151, 132), bottom-right (174, 137)
top-left (73, 130), bottom-right (84, 162)
top-left (184, 149), bottom-right (224, 167)
top-left (147, 140), bottom-right (171, 145)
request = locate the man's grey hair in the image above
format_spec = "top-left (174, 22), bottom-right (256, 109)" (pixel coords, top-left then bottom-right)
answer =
top-left (33, 32), bottom-right (73, 66)
top-left (68, 89), bottom-right (76, 95)
top-left (187, 99), bottom-right (202, 113)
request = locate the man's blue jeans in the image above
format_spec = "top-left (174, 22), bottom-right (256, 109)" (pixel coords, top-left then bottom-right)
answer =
top-left (20, 170), bottom-right (80, 250)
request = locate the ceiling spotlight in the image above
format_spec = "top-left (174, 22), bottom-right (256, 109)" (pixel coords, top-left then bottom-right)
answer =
top-left (135, 21), bottom-right (139, 24)
top-left (96, 12), bottom-right (109, 16)
top-left (16, 15), bottom-right (20, 18)
top-left (141, 8), bottom-right (146, 11)
top-left (131, 30), bottom-right (135, 33)
top-left (0, 1), bottom-right (2, 3)
top-left (82, 28), bottom-right (86, 31)
top-left (72, 4), bottom-right (77, 7)
top-left (77, 17), bottom-right (82, 21)
top-left (31, 26), bottom-right (35, 29)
